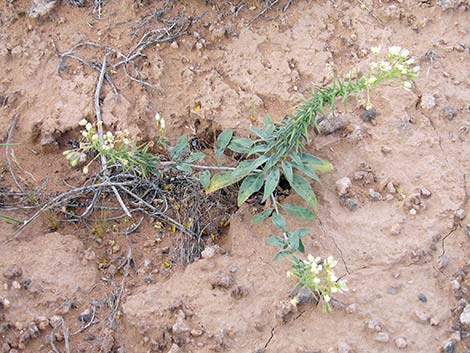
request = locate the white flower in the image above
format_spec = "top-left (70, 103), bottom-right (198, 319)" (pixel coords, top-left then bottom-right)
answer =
top-left (83, 166), bottom-right (89, 174)
top-left (371, 46), bottom-right (381, 55)
top-left (403, 81), bottom-right (413, 90)
top-left (81, 130), bottom-right (88, 137)
top-left (123, 138), bottom-right (130, 145)
top-left (290, 297), bottom-right (299, 306)
top-left (369, 62), bottom-right (378, 70)
top-left (388, 46), bottom-right (401, 56)
top-left (329, 274), bottom-right (338, 282)
top-left (323, 294), bottom-right (331, 303)
top-left (366, 76), bottom-right (377, 85)
top-left (400, 48), bottom-right (410, 58)
top-left (413, 66), bottom-right (420, 73)
top-left (79, 119), bottom-right (88, 126)
top-left (286, 271), bottom-right (293, 278)
top-left (326, 256), bottom-right (337, 268)
top-left (155, 112), bottom-right (161, 122)
top-left (85, 123), bottom-right (92, 131)
top-left (313, 277), bottom-right (321, 285)
top-left (406, 58), bottom-right (415, 65)
top-left (379, 61), bottom-right (392, 71)
top-left (160, 118), bottom-right (166, 130)
top-left (331, 286), bottom-right (338, 293)
top-left (92, 134), bottom-right (99, 142)
top-left (307, 254), bottom-right (315, 262)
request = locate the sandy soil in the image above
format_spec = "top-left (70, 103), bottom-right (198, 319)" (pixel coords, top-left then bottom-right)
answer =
top-left (1, 0), bottom-right (470, 352)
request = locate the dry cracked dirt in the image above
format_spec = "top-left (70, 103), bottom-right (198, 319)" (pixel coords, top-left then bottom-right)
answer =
top-left (1, 0), bottom-right (470, 353)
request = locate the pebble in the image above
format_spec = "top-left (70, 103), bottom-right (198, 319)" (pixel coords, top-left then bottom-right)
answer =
top-left (344, 198), bottom-right (358, 211)
top-left (368, 189), bottom-right (382, 201)
top-left (455, 209), bottom-right (466, 220)
top-left (459, 304), bottom-right (470, 325)
top-left (3, 265), bottom-right (23, 279)
top-left (418, 293), bottom-right (427, 303)
top-left (366, 319), bottom-right (383, 332)
top-left (170, 41), bottom-right (179, 49)
top-left (49, 315), bottom-right (62, 328)
top-left (35, 316), bottom-right (49, 331)
top-left (318, 113), bottom-right (349, 135)
top-left (420, 188), bottom-right (432, 198)
top-left (338, 343), bottom-right (353, 353)
top-left (390, 223), bottom-right (402, 236)
top-left (442, 340), bottom-right (455, 353)
top-left (386, 182), bottom-right (396, 194)
top-left (190, 329), bottom-right (204, 337)
top-left (210, 272), bottom-right (234, 289)
top-left (291, 286), bottom-right (315, 305)
top-left (409, 208), bottom-right (417, 216)
top-left (361, 108), bottom-right (377, 123)
top-left (335, 177), bottom-right (352, 197)
top-left (381, 146), bottom-right (392, 155)
top-left (345, 303), bottom-right (357, 314)
top-left (11, 281), bottom-right (21, 290)
top-left (201, 246), bottom-right (217, 259)
top-left (420, 94), bottom-right (436, 110)
top-left (451, 279), bottom-right (461, 290)
top-left (438, 255), bottom-right (449, 270)
top-left (442, 106), bottom-right (458, 121)
top-left (413, 310), bottom-right (430, 323)
top-left (167, 343), bottom-right (182, 353)
top-left (394, 336), bottom-right (407, 349)
top-left (430, 316), bottom-right (440, 326)
top-left (465, 224), bottom-right (470, 237)
top-left (374, 332), bottom-right (390, 343)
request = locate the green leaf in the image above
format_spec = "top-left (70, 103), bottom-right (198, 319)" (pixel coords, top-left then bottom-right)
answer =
top-left (199, 170), bottom-right (211, 189)
top-left (274, 249), bottom-right (294, 260)
top-left (292, 161), bottom-right (320, 182)
top-left (176, 163), bottom-right (192, 173)
top-left (170, 136), bottom-right (189, 160)
top-left (281, 160), bottom-right (293, 183)
top-left (231, 156), bottom-right (269, 178)
top-left (0, 213), bottom-right (24, 224)
top-left (252, 207), bottom-right (273, 224)
top-left (272, 213), bottom-right (286, 231)
top-left (282, 203), bottom-right (316, 220)
top-left (266, 236), bottom-right (286, 248)
top-left (227, 137), bottom-right (254, 153)
top-left (215, 130), bottom-right (233, 160)
top-left (184, 152), bottom-right (205, 164)
top-left (287, 228), bottom-right (309, 252)
top-left (251, 127), bottom-right (270, 141)
top-left (263, 153), bottom-right (281, 172)
top-left (300, 153), bottom-right (333, 173)
top-left (288, 173), bottom-right (318, 210)
top-left (237, 173), bottom-right (264, 206)
top-left (247, 143), bottom-right (268, 156)
top-left (262, 167), bottom-right (280, 202)
top-left (206, 171), bottom-right (243, 193)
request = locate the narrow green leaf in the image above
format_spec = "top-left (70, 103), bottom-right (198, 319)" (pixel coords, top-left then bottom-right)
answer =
top-left (199, 170), bottom-right (211, 189)
top-left (287, 231), bottom-right (300, 250)
top-left (282, 203), bottom-right (316, 220)
top-left (250, 127), bottom-right (270, 141)
top-left (274, 249), bottom-right (294, 260)
top-left (288, 173), bottom-right (318, 210)
top-left (272, 213), bottom-right (286, 231)
top-left (292, 161), bottom-right (320, 182)
top-left (215, 130), bottom-right (233, 160)
top-left (252, 207), bottom-right (273, 224)
top-left (206, 172), bottom-right (243, 193)
top-left (281, 160), bottom-right (293, 183)
top-left (263, 153), bottom-right (281, 172)
top-left (0, 213), bottom-right (24, 224)
top-left (262, 167), bottom-right (280, 202)
top-left (184, 152), bottom-right (205, 164)
top-left (300, 153), bottom-right (333, 173)
top-left (247, 143), bottom-right (268, 156)
top-left (170, 135), bottom-right (189, 160)
top-left (237, 173), bottom-right (264, 206)
top-left (266, 236), bottom-right (287, 248)
top-left (227, 137), bottom-right (254, 153)
top-left (231, 156), bottom-right (269, 178)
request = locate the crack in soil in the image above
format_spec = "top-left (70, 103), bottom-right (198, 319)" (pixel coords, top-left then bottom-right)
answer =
top-left (262, 327), bottom-right (275, 352)
top-left (318, 217), bottom-right (350, 274)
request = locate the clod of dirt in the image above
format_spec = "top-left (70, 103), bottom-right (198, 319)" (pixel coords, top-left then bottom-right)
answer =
top-left (210, 272), bottom-right (234, 289)
top-left (344, 198), bottom-right (358, 211)
top-left (442, 339), bottom-right (456, 353)
top-left (290, 286), bottom-right (316, 305)
top-left (230, 286), bottom-right (249, 299)
top-left (201, 245), bottom-right (221, 259)
top-left (166, 343), bottom-right (182, 353)
top-left (361, 108), bottom-right (378, 124)
top-left (420, 93), bottom-right (436, 110)
top-left (49, 315), bottom-right (63, 328)
top-left (438, 254), bottom-right (450, 270)
top-left (390, 223), bottom-right (402, 236)
top-left (442, 106), bottom-right (458, 121)
top-left (3, 265), bottom-right (23, 280)
top-left (368, 189), bottom-right (383, 202)
top-left (336, 177), bottom-right (352, 197)
top-left (437, 0), bottom-right (469, 10)
top-left (394, 336), bottom-right (408, 349)
top-left (338, 342), bottom-right (354, 353)
top-left (374, 332), bottom-right (390, 343)
top-left (35, 316), bottom-right (49, 331)
top-left (455, 209), bottom-right (466, 221)
top-left (420, 187), bottom-right (432, 198)
top-left (317, 112), bottom-right (348, 135)
top-left (459, 304), bottom-right (470, 327)
top-left (413, 310), bottom-right (430, 323)
top-left (366, 319), bottom-right (383, 332)
top-left (172, 312), bottom-right (191, 335)
top-left (275, 301), bottom-right (297, 323)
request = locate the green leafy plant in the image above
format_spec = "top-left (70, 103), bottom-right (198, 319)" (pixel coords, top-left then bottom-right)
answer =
top-left (205, 46), bottom-right (420, 259)
top-left (288, 255), bottom-right (348, 312)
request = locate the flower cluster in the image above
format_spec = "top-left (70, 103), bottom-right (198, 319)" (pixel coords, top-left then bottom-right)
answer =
top-left (288, 255), bottom-right (348, 311)
top-left (155, 113), bottom-right (166, 133)
top-left (365, 46), bottom-right (420, 93)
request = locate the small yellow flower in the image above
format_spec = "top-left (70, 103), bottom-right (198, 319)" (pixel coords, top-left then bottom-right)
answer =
top-left (79, 119), bottom-right (88, 126)
top-left (371, 46), bottom-right (381, 55)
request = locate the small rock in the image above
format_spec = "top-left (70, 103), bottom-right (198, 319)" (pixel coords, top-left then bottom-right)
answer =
top-left (418, 293), bottom-right (427, 303)
top-left (344, 198), bottom-right (358, 211)
top-left (450, 331), bottom-right (461, 342)
top-left (170, 41), bottom-right (179, 49)
top-left (361, 108), bottom-right (377, 123)
top-left (420, 188), bottom-right (432, 198)
top-left (275, 301), bottom-right (296, 323)
top-left (442, 340), bottom-right (455, 353)
top-left (381, 146), bottom-right (392, 155)
top-left (290, 286), bottom-right (315, 305)
top-left (451, 279), bottom-right (461, 290)
top-left (338, 343), bottom-right (353, 353)
top-left (455, 209), bottom-right (466, 220)
top-left (195, 42), bottom-right (204, 50)
top-left (190, 329), bottom-right (204, 337)
top-left (374, 332), bottom-right (390, 343)
top-left (167, 343), bottom-right (182, 353)
top-left (390, 223), bottom-right (402, 236)
top-left (318, 112), bottom-right (348, 135)
top-left (79, 309), bottom-right (92, 323)
top-left (201, 246), bottom-right (217, 259)
top-left (231, 286), bottom-right (249, 299)
top-left (345, 303), bottom-right (357, 314)
top-left (172, 316), bottom-right (190, 335)
top-left (409, 208), bottom-right (417, 216)
top-left (420, 94), bottom-right (436, 110)
top-left (459, 304), bottom-right (470, 325)
top-left (394, 336), bottom-right (407, 349)
top-left (2, 298), bottom-right (11, 309)
top-left (336, 177), bottom-right (352, 197)
top-left (11, 281), bottom-right (21, 290)
top-left (368, 189), bottom-right (382, 201)
top-left (430, 316), bottom-right (440, 326)
top-left (438, 255), bottom-right (449, 270)
top-left (2, 343), bottom-right (10, 353)
top-left (35, 317), bottom-right (49, 331)
top-left (49, 315), bottom-right (62, 328)
top-left (465, 224), bottom-right (470, 237)
top-left (442, 106), bottom-right (458, 121)
top-left (413, 310), bottom-right (430, 323)
top-left (366, 319), bottom-right (383, 332)
top-left (210, 272), bottom-right (234, 289)
top-left (3, 265), bottom-right (23, 279)
top-left (386, 182), bottom-right (396, 194)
